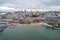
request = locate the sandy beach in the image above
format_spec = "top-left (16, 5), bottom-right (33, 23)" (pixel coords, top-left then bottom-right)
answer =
top-left (14, 22), bottom-right (50, 26)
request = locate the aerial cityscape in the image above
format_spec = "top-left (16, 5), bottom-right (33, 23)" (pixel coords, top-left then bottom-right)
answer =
top-left (0, 0), bottom-right (60, 40)
top-left (0, 9), bottom-right (60, 32)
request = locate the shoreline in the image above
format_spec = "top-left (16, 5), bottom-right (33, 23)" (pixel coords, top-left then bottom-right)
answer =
top-left (11, 22), bottom-right (50, 26)
top-left (1, 22), bottom-right (60, 30)
top-left (8, 22), bottom-right (60, 30)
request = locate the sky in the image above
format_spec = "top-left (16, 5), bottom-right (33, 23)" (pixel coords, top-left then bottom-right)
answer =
top-left (0, 0), bottom-right (60, 11)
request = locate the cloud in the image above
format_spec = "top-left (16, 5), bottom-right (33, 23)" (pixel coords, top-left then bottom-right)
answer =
top-left (0, 6), bottom-right (15, 10)
top-left (48, 6), bottom-right (60, 11)
top-left (0, 0), bottom-right (60, 10)
top-left (0, 6), bottom-right (20, 12)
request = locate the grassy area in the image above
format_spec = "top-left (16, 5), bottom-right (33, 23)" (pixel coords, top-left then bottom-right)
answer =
top-left (48, 22), bottom-right (57, 27)
top-left (48, 22), bottom-right (60, 30)
top-left (57, 23), bottom-right (60, 28)
top-left (30, 15), bottom-right (39, 17)
top-left (19, 21), bottom-right (30, 24)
